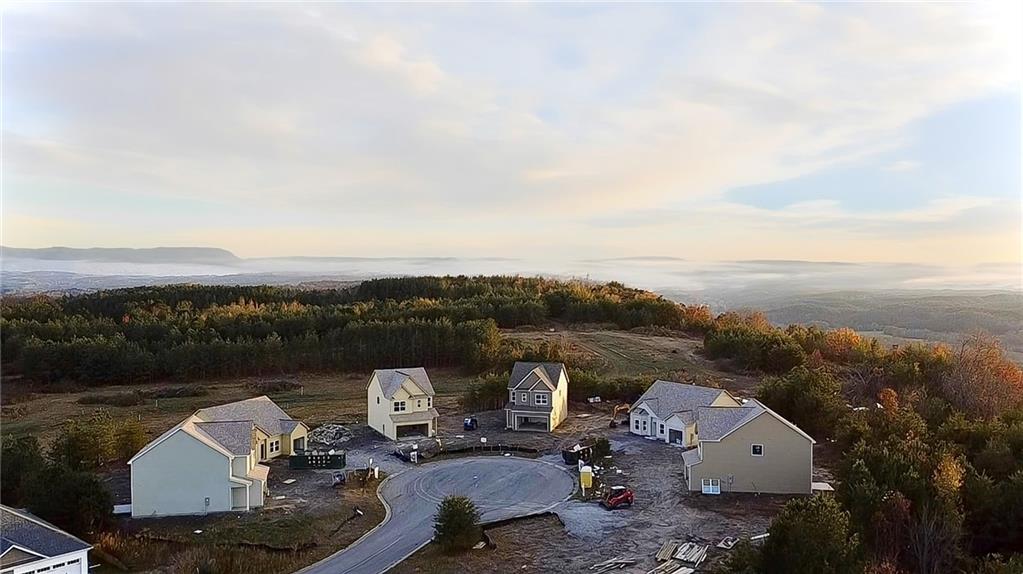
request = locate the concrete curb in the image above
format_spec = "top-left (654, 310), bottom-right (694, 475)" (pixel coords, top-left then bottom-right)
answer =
top-left (292, 468), bottom-right (404, 574)
top-left (294, 455), bottom-right (578, 574)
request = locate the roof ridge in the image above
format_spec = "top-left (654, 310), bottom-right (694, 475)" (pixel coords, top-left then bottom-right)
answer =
top-left (0, 505), bottom-right (92, 549)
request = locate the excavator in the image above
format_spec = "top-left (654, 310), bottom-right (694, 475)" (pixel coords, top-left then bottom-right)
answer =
top-left (608, 404), bottom-right (631, 428)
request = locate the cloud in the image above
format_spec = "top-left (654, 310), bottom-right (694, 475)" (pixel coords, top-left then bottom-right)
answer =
top-left (884, 160), bottom-right (921, 172)
top-left (2, 3), bottom-right (1019, 260)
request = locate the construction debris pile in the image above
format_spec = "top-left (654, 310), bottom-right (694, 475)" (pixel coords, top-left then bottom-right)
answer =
top-left (589, 556), bottom-right (636, 573)
top-left (308, 424), bottom-right (354, 449)
top-left (648, 539), bottom-right (709, 574)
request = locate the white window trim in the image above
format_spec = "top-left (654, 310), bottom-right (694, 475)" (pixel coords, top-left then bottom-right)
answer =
top-left (751, 443), bottom-right (764, 457)
top-left (393, 400), bottom-right (407, 412)
top-left (520, 392), bottom-right (528, 402)
top-left (535, 393), bottom-right (549, 406)
top-left (427, 397), bottom-right (432, 408)
top-left (701, 478), bottom-right (721, 495)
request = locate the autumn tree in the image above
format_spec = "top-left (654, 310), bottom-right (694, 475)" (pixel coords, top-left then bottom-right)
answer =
top-left (941, 334), bottom-right (1023, 419)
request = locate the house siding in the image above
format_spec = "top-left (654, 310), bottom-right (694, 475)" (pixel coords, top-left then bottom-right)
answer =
top-left (367, 373), bottom-right (435, 441)
top-left (505, 370), bottom-right (568, 432)
top-left (4, 549), bottom-right (90, 574)
top-left (688, 413), bottom-right (812, 494)
top-left (130, 430), bottom-right (234, 517)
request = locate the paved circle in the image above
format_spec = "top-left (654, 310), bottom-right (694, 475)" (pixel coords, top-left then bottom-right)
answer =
top-left (297, 456), bottom-right (576, 574)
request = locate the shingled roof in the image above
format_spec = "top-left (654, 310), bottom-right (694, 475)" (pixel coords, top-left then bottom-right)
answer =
top-left (696, 404), bottom-right (764, 441)
top-left (508, 362), bottom-right (567, 390)
top-left (1, 505), bottom-right (90, 565)
top-left (372, 368), bottom-right (435, 399)
top-left (631, 380), bottom-right (729, 420)
top-left (195, 396), bottom-right (298, 437)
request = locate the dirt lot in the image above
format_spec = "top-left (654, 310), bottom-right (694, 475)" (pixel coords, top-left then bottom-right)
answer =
top-left (2, 328), bottom-right (799, 573)
top-left (396, 431), bottom-right (804, 573)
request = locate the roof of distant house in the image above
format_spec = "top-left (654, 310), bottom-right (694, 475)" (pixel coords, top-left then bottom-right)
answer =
top-left (372, 368), bottom-right (435, 399)
top-left (632, 380), bottom-right (731, 420)
top-left (1, 505), bottom-right (90, 567)
top-left (508, 362), bottom-right (567, 390)
top-left (129, 396), bottom-right (304, 464)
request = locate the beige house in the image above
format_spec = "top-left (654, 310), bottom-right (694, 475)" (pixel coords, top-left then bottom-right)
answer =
top-left (128, 396), bottom-right (308, 517)
top-left (1, 505), bottom-right (91, 574)
top-left (367, 368), bottom-right (438, 440)
top-left (632, 381), bottom-right (814, 495)
top-left (505, 362), bottom-right (569, 432)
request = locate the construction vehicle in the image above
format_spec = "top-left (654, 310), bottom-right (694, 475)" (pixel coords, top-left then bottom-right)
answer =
top-left (600, 485), bottom-right (635, 510)
top-left (463, 416), bottom-right (479, 431)
top-left (608, 404), bottom-right (631, 428)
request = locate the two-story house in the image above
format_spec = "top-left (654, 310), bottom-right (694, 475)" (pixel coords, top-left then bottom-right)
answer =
top-left (128, 396), bottom-right (308, 517)
top-left (504, 362), bottom-right (569, 432)
top-left (367, 367), bottom-right (438, 440)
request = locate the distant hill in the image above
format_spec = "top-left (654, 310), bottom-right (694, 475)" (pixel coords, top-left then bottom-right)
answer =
top-left (1, 246), bottom-right (241, 265)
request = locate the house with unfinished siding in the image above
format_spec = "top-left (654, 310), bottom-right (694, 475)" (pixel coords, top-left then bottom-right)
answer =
top-left (505, 361), bottom-right (569, 432)
top-left (128, 396), bottom-right (308, 517)
top-left (630, 381), bottom-right (814, 494)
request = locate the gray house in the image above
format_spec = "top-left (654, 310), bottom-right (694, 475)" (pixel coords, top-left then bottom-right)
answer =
top-left (504, 362), bottom-right (569, 432)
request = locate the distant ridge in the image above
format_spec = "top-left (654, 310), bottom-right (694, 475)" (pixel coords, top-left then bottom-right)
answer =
top-left (1, 246), bottom-right (241, 265)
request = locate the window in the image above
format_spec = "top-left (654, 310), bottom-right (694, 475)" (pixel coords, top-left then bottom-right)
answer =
top-left (535, 393), bottom-right (549, 406)
top-left (702, 478), bottom-right (721, 495)
top-left (270, 440), bottom-right (280, 454)
top-left (428, 397), bottom-right (432, 407)
top-left (634, 419), bottom-right (640, 431)
top-left (417, 399), bottom-right (422, 408)
top-left (659, 423), bottom-right (665, 435)
top-left (376, 397), bottom-right (380, 404)
top-left (751, 444), bottom-right (764, 457)
top-left (520, 392), bottom-right (527, 402)
top-left (641, 420), bottom-right (648, 432)
top-left (393, 401), bottom-right (407, 412)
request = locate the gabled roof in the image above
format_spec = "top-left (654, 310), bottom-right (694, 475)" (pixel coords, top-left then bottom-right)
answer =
top-left (195, 396), bottom-right (298, 437)
top-left (0, 505), bottom-right (90, 564)
top-left (508, 362), bottom-right (567, 391)
top-left (372, 368), bottom-right (435, 399)
top-left (631, 380), bottom-right (729, 420)
top-left (696, 404), bottom-right (763, 441)
top-left (194, 421), bottom-right (255, 455)
top-left (130, 396), bottom-right (302, 464)
top-left (697, 399), bottom-right (816, 444)
top-left (681, 448), bottom-right (702, 467)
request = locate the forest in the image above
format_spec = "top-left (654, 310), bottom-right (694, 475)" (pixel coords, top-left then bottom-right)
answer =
top-left (0, 276), bottom-right (708, 385)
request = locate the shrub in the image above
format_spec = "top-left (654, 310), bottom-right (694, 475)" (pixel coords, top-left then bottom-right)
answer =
top-left (1, 435), bottom-right (44, 505)
top-left (114, 420), bottom-right (149, 461)
top-left (756, 366), bottom-right (845, 439)
top-left (245, 380), bottom-right (302, 394)
top-left (26, 463), bottom-right (113, 536)
top-left (759, 495), bottom-right (862, 574)
top-left (433, 495), bottom-right (481, 553)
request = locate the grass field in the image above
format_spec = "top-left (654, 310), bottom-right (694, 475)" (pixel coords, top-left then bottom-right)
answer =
top-left (1, 328), bottom-right (764, 448)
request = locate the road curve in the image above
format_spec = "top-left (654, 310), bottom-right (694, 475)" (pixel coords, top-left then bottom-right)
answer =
top-left (297, 456), bottom-right (576, 574)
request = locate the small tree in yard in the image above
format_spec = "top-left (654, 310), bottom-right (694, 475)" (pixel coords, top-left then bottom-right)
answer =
top-left (434, 495), bottom-right (481, 553)
top-left (759, 495), bottom-right (861, 574)
top-left (26, 463), bottom-right (114, 536)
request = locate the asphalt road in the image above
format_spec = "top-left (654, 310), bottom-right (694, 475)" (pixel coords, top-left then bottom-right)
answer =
top-left (298, 456), bottom-right (576, 574)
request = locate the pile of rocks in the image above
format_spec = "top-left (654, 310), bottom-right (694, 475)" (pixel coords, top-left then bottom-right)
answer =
top-left (308, 423), bottom-right (354, 449)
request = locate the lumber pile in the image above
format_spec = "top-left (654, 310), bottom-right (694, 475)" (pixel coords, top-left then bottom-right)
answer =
top-left (673, 542), bottom-right (709, 567)
top-left (655, 539), bottom-right (681, 561)
top-left (590, 556), bottom-right (636, 573)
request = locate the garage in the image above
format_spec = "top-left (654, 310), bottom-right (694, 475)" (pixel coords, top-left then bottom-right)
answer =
top-left (668, 429), bottom-right (684, 445)
top-left (514, 415), bottom-right (549, 432)
top-left (396, 423), bottom-right (430, 438)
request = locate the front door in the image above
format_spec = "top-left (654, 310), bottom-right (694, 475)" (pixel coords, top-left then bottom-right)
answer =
top-left (260, 442), bottom-right (267, 460)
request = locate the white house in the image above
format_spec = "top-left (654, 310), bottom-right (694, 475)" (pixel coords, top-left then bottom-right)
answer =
top-left (630, 380), bottom-right (741, 445)
top-left (128, 396), bottom-right (308, 517)
top-left (504, 362), bottom-right (569, 432)
top-left (1, 505), bottom-right (90, 574)
top-left (367, 368), bottom-right (438, 440)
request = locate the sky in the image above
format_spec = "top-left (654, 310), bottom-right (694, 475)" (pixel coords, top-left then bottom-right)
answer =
top-left (3, 2), bottom-right (1022, 266)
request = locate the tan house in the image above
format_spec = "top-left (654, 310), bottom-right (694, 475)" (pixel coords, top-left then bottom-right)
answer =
top-left (367, 368), bottom-right (438, 440)
top-left (505, 362), bottom-right (569, 432)
top-left (128, 396), bottom-right (308, 517)
top-left (631, 381), bottom-right (814, 494)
